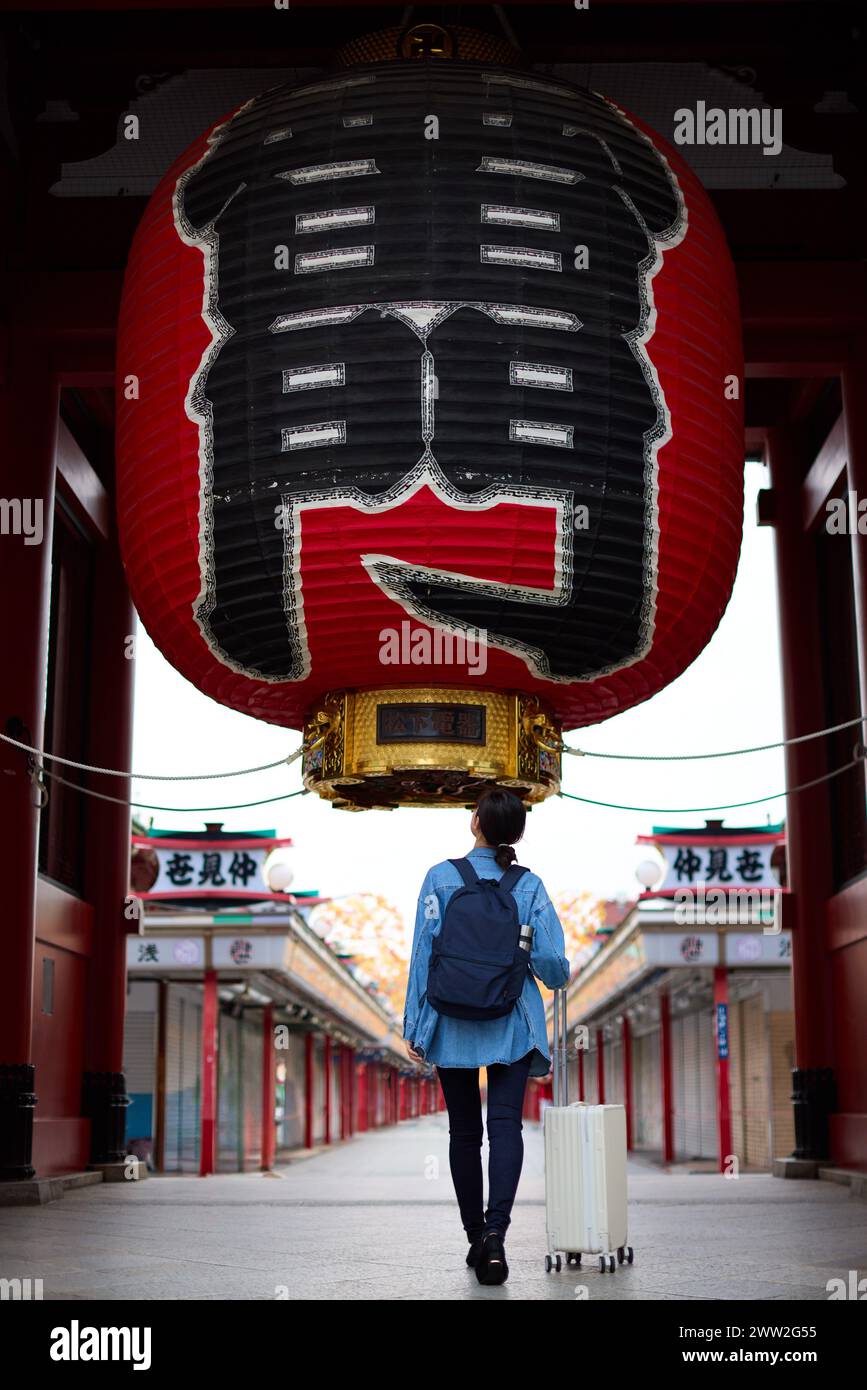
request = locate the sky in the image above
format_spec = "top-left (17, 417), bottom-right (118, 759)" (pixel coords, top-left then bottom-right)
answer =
top-left (130, 460), bottom-right (784, 947)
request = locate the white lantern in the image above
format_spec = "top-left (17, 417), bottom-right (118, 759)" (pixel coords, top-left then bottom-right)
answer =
top-left (266, 857), bottom-right (294, 892)
top-left (636, 858), bottom-right (664, 890)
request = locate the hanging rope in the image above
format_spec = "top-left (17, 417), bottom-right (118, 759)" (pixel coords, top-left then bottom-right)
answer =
top-left (40, 766), bottom-right (309, 815)
top-left (0, 729), bottom-right (302, 781)
top-left (561, 714), bottom-right (866, 762)
top-left (558, 750), bottom-right (865, 815)
top-left (3, 713), bottom-right (864, 787)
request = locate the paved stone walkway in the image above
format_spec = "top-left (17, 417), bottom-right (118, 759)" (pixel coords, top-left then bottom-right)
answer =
top-left (1, 1112), bottom-right (865, 1300)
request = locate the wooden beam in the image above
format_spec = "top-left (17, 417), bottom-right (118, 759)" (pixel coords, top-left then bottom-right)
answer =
top-left (744, 333), bottom-right (846, 379)
top-left (55, 417), bottom-right (111, 541)
top-left (738, 262), bottom-right (867, 334)
top-left (802, 415), bottom-right (846, 533)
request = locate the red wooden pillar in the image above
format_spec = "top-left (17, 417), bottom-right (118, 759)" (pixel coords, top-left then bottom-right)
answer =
top-left (713, 968), bottom-right (733, 1172)
top-left (81, 523), bottom-right (136, 1165)
top-left (766, 428), bottom-right (835, 1079)
top-left (660, 988), bottom-right (674, 1164)
top-left (399, 1075), bottom-right (405, 1120)
top-left (596, 1028), bottom-right (605, 1104)
top-left (304, 1032), bottom-right (314, 1149)
top-left (347, 1049), bottom-right (355, 1135)
top-left (622, 1015), bottom-right (633, 1151)
top-left (261, 1004), bottom-right (275, 1171)
top-left (0, 344), bottom-right (59, 1179)
top-left (324, 1035), bottom-right (332, 1144)
top-left (356, 1062), bottom-right (367, 1133)
top-left (199, 970), bottom-right (218, 1176)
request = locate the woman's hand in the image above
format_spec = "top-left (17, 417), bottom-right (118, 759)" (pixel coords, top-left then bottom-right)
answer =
top-left (404, 1039), bottom-right (425, 1062)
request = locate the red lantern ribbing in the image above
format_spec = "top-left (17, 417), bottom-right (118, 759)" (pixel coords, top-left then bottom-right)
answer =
top-left (116, 40), bottom-right (742, 809)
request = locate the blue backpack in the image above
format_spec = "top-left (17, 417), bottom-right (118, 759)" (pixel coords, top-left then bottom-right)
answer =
top-left (426, 858), bottom-right (530, 1021)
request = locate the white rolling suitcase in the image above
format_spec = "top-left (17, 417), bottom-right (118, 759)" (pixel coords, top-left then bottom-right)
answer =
top-left (542, 987), bottom-right (634, 1274)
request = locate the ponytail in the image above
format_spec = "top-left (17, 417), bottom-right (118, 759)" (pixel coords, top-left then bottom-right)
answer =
top-left (476, 787), bottom-right (526, 868)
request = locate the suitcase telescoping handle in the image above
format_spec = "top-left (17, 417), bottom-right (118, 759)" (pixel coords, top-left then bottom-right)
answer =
top-left (551, 986), bottom-right (569, 1107)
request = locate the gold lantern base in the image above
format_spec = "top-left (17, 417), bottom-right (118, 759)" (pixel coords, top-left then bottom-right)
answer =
top-left (302, 687), bottom-right (562, 811)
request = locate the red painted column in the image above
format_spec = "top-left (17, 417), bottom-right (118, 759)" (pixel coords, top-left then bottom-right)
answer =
top-left (324, 1035), bottom-right (332, 1145)
top-left (0, 343), bottom-right (59, 1179)
top-left (348, 1049), bottom-right (355, 1135)
top-left (713, 967), bottom-right (733, 1172)
top-left (199, 970), bottom-right (218, 1177)
top-left (304, 1032), bottom-right (314, 1149)
top-left (81, 529), bottom-right (136, 1118)
top-left (622, 1015), bottom-right (633, 1151)
top-left (596, 1028), bottom-right (605, 1104)
top-left (261, 1004), bottom-right (275, 1171)
top-left (357, 1063), bottom-right (367, 1133)
top-left (766, 428), bottom-right (835, 1074)
top-left (660, 989), bottom-right (674, 1164)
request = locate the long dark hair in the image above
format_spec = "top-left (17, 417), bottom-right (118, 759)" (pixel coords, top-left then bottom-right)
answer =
top-left (476, 787), bottom-right (526, 869)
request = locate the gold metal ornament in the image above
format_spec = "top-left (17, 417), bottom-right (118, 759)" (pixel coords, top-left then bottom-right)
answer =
top-left (302, 686), bottom-right (562, 810)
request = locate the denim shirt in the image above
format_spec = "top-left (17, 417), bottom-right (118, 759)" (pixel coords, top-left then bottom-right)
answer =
top-left (402, 846), bottom-right (571, 1079)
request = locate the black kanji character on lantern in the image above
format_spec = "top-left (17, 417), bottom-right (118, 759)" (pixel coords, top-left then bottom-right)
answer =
top-left (165, 853), bottom-right (194, 886)
top-left (736, 849), bottom-right (764, 882)
top-left (137, 943), bottom-right (159, 963)
top-left (198, 852), bottom-right (227, 887)
top-left (175, 65), bottom-right (682, 686)
top-left (706, 847), bottom-right (733, 882)
top-left (673, 847), bottom-right (701, 881)
top-left (228, 852), bottom-right (258, 886)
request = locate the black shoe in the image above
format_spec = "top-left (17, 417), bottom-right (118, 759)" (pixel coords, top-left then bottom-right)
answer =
top-left (466, 1236), bottom-right (485, 1267)
top-left (475, 1230), bottom-right (509, 1285)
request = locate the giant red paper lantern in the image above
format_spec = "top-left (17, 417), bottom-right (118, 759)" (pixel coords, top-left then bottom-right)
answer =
top-left (116, 34), bottom-right (742, 810)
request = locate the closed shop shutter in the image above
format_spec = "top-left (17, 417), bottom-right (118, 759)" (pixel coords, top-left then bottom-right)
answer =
top-left (330, 1046), bottom-right (343, 1137)
top-left (242, 1014), bottom-right (263, 1169)
top-left (608, 1039), bottom-right (624, 1105)
top-left (680, 1011), bottom-right (702, 1159)
top-left (163, 984), bottom-right (202, 1173)
top-left (633, 1032), bottom-right (659, 1150)
top-left (277, 1029), bottom-right (307, 1151)
top-left (311, 1036), bottom-right (326, 1143)
top-left (217, 1012), bottom-right (242, 1172)
top-left (741, 994), bottom-right (769, 1168)
top-left (123, 990), bottom-right (156, 1145)
top-left (585, 1046), bottom-right (597, 1103)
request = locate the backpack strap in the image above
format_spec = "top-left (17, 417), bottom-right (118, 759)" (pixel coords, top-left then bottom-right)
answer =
top-left (499, 865), bottom-right (529, 894)
top-left (449, 857), bottom-right (479, 887)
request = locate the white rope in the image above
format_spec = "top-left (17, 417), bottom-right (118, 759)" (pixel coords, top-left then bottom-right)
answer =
top-left (0, 730), bottom-right (303, 781)
top-left (42, 766), bottom-right (309, 814)
top-left (563, 714), bottom-right (867, 762)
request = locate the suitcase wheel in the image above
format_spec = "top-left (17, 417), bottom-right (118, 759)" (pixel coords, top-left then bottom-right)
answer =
top-left (544, 1255), bottom-right (552, 1273)
top-left (617, 1245), bottom-right (634, 1265)
top-left (555, 1254), bottom-right (562, 1272)
top-left (599, 1254), bottom-right (616, 1273)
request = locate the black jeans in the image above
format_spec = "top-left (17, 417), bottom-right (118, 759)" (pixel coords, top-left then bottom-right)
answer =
top-left (435, 1050), bottom-right (534, 1242)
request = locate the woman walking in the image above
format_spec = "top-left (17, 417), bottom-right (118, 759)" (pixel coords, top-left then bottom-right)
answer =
top-left (402, 787), bottom-right (570, 1285)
